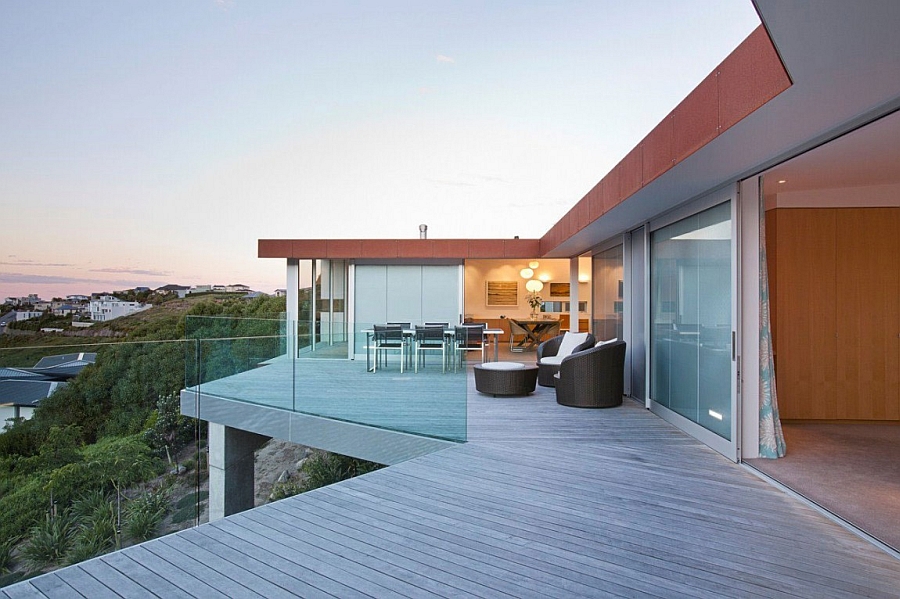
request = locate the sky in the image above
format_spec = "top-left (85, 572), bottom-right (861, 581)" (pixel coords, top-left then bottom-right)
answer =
top-left (0, 1), bottom-right (760, 300)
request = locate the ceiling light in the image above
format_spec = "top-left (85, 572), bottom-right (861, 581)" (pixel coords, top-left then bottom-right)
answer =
top-left (525, 279), bottom-right (544, 292)
top-left (528, 261), bottom-right (540, 269)
top-left (778, 179), bottom-right (787, 184)
top-left (519, 268), bottom-right (534, 279)
top-left (538, 273), bottom-right (551, 282)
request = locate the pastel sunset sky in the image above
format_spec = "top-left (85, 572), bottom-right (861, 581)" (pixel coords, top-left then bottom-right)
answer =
top-left (1, 1), bottom-right (759, 300)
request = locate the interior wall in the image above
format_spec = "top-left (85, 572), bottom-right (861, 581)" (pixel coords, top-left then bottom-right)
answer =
top-left (464, 259), bottom-right (591, 321)
top-left (767, 204), bottom-right (900, 421)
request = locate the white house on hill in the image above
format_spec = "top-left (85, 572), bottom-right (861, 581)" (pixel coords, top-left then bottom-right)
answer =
top-left (89, 295), bottom-right (151, 322)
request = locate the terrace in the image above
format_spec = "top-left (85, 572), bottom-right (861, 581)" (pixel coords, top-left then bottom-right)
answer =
top-left (8, 327), bottom-right (900, 597)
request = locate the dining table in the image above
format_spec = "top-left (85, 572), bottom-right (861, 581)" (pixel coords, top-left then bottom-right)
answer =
top-left (363, 326), bottom-right (505, 372)
top-left (510, 319), bottom-right (560, 352)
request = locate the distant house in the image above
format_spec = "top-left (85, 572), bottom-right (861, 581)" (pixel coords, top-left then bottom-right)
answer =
top-left (0, 352), bottom-right (95, 426)
top-left (0, 380), bottom-right (63, 424)
top-left (187, 285), bottom-right (212, 295)
top-left (66, 294), bottom-right (90, 303)
top-left (89, 295), bottom-right (151, 322)
top-left (52, 304), bottom-right (81, 317)
top-left (274, 289), bottom-right (287, 297)
top-left (156, 284), bottom-right (190, 298)
top-left (15, 310), bottom-right (42, 321)
top-left (226, 284), bottom-right (251, 293)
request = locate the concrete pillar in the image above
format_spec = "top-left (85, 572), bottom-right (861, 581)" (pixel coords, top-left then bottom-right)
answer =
top-left (569, 258), bottom-right (580, 332)
top-left (208, 423), bottom-right (270, 521)
top-left (286, 259), bottom-right (299, 358)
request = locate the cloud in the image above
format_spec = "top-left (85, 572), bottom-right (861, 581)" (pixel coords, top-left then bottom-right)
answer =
top-left (0, 272), bottom-right (154, 288)
top-left (0, 260), bottom-right (73, 267)
top-left (89, 267), bottom-right (171, 277)
top-left (436, 54), bottom-right (455, 64)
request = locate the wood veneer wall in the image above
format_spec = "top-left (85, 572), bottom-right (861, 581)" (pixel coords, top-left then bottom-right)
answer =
top-left (767, 208), bottom-right (900, 420)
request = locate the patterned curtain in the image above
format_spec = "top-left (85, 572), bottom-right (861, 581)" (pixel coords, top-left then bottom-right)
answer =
top-left (758, 194), bottom-right (786, 458)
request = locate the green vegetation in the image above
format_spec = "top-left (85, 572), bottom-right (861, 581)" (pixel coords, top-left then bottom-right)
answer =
top-left (269, 451), bottom-right (383, 502)
top-left (0, 294), bottom-right (284, 582)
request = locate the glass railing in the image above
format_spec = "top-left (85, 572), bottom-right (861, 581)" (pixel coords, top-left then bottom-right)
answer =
top-left (184, 316), bottom-right (468, 442)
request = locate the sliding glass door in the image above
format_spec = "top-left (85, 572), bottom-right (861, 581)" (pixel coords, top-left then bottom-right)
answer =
top-left (649, 194), bottom-right (737, 459)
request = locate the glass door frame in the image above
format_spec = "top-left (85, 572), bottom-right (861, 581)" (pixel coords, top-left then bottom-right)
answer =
top-left (646, 184), bottom-right (741, 462)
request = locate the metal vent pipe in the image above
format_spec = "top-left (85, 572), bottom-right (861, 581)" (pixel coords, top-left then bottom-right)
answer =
top-left (419, 224), bottom-right (428, 239)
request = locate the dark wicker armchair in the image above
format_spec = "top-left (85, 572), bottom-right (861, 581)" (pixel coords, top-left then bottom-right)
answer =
top-left (536, 332), bottom-right (596, 387)
top-left (555, 340), bottom-right (626, 408)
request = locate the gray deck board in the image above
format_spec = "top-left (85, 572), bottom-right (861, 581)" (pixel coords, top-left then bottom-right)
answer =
top-left (8, 363), bottom-right (900, 597)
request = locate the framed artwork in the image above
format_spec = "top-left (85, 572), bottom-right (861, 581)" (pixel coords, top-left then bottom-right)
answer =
top-left (486, 281), bottom-right (518, 306)
top-left (549, 282), bottom-right (570, 298)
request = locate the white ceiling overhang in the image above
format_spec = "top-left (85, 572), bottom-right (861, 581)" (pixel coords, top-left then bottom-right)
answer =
top-left (546, 0), bottom-right (900, 256)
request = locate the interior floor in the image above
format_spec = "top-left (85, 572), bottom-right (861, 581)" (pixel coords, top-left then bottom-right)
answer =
top-left (745, 421), bottom-right (900, 552)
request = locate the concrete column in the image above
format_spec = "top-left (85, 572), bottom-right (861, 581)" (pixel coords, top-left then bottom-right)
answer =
top-left (569, 258), bottom-right (580, 332)
top-left (286, 259), bottom-right (299, 358)
top-left (208, 423), bottom-right (270, 521)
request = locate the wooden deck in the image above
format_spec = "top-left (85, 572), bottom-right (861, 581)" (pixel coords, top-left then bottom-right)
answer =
top-left (8, 370), bottom-right (900, 597)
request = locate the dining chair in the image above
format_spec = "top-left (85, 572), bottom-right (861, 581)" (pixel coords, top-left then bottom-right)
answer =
top-left (373, 324), bottom-right (404, 372)
top-left (454, 324), bottom-right (485, 371)
top-left (414, 325), bottom-right (446, 372)
top-left (508, 319), bottom-right (530, 352)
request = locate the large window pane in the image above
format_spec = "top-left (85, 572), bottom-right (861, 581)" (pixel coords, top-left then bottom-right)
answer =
top-left (592, 245), bottom-right (624, 341)
top-left (651, 201), bottom-right (732, 439)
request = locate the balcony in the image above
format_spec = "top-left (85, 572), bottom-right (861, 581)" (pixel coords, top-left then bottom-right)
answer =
top-left (182, 316), bottom-right (469, 464)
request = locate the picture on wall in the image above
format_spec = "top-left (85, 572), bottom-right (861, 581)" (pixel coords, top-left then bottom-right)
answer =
top-left (549, 282), bottom-right (570, 298)
top-left (486, 281), bottom-right (518, 306)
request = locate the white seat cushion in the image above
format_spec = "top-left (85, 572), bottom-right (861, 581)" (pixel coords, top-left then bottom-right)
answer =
top-left (555, 332), bottom-right (589, 358)
top-left (595, 337), bottom-right (618, 348)
top-left (480, 361), bottom-right (526, 371)
top-left (539, 355), bottom-right (564, 366)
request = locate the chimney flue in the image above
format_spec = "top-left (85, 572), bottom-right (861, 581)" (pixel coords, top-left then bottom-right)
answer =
top-left (419, 224), bottom-right (428, 239)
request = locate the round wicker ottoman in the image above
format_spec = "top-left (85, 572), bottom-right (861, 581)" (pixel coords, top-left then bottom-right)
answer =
top-left (473, 362), bottom-right (539, 397)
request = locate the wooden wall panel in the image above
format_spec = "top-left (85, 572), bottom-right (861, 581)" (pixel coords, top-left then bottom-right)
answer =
top-left (772, 207), bottom-right (900, 421)
top-left (834, 209), bottom-right (900, 419)
top-left (775, 209), bottom-right (837, 419)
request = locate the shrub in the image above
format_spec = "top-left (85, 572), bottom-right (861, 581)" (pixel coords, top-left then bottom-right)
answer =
top-left (0, 476), bottom-right (49, 546)
top-left (124, 488), bottom-right (170, 542)
top-left (299, 451), bottom-right (382, 492)
top-left (66, 503), bottom-right (116, 565)
top-left (21, 512), bottom-right (75, 572)
top-left (269, 480), bottom-right (304, 502)
top-left (0, 534), bottom-right (19, 574)
top-left (70, 490), bottom-right (111, 522)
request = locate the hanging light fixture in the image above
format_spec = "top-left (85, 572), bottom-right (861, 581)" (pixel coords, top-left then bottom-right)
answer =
top-left (525, 279), bottom-right (544, 293)
top-left (519, 267), bottom-right (534, 279)
top-left (528, 261), bottom-right (540, 269)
